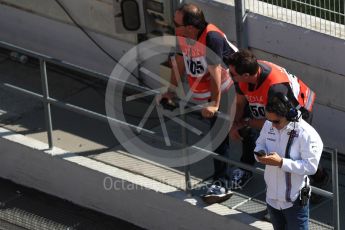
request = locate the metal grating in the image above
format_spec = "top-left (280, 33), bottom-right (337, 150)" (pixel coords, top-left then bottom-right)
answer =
top-left (0, 219), bottom-right (27, 230)
top-left (0, 208), bottom-right (73, 230)
top-left (310, 219), bottom-right (334, 230)
top-left (219, 189), bottom-right (335, 229)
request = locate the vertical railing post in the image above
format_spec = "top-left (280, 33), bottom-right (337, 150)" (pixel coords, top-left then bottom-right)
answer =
top-left (332, 148), bottom-right (340, 230)
top-left (235, 0), bottom-right (248, 49)
top-left (40, 59), bottom-right (54, 149)
top-left (181, 103), bottom-right (192, 196)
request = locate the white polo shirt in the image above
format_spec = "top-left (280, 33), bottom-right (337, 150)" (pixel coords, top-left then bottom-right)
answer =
top-left (255, 119), bottom-right (323, 210)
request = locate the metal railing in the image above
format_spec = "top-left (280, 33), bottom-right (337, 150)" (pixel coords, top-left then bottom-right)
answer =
top-left (244, 0), bottom-right (345, 39)
top-left (0, 40), bottom-right (341, 229)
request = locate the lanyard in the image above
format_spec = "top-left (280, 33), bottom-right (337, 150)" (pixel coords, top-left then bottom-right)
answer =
top-left (285, 129), bottom-right (296, 159)
top-left (284, 128), bottom-right (296, 202)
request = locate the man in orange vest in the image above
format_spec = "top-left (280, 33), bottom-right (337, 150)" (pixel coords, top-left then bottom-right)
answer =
top-left (161, 3), bottom-right (238, 198)
top-left (228, 50), bottom-right (328, 193)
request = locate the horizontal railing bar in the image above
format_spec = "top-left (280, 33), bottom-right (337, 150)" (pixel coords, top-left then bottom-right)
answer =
top-left (1, 83), bottom-right (155, 135)
top-left (0, 41), bottom-right (155, 93)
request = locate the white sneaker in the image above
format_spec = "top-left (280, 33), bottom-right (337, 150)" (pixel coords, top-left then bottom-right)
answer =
top-left (201, 185), bottom-right (233, 204)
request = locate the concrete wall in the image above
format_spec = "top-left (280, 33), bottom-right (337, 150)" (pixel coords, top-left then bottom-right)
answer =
top-left (186, 0), bottom-right (237, 42)
top-left (0, 3), bottom-right (133, 75)
top-left (0, 0), bottom-right (136, 43)
top-left (0, 127), bottom-right (265, 230)
top-left (247, 13), bottom-right (345, 77)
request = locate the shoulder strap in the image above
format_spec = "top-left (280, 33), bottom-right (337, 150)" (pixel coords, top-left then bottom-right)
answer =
top-left (284, 129), bottom-right (296, 202)
top-left (285, 129), bottom-right (296, 159)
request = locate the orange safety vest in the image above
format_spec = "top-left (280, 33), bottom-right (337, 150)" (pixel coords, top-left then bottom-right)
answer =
top-left (177, 24), bottom-right (237, 100)
top-left (238, 61), bottom-right (315, 119)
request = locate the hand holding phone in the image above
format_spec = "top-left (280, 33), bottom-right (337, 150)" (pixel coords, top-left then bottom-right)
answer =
top-left (254, 150), bottom-right (266, 157)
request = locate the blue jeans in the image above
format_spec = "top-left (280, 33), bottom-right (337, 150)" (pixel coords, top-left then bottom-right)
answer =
top-left (267, 199), bottom-right (309, 230)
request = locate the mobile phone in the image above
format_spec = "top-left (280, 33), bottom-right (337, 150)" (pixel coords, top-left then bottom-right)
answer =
top-left (254, 150), bottom-right (266, 157)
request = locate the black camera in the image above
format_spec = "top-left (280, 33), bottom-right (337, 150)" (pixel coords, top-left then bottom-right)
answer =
top-left (299, 185), bottom-right (311, 206)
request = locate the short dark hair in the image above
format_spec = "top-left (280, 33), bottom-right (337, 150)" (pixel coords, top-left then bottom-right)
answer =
top-left (178, 3), bottom-right (206, 30)
top-left (265, 93), bottom-right (291, 118)
top-left (228, 49), bottom-right (259, 75)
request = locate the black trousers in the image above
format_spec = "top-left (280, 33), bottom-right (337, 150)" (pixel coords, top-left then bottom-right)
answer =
top-left (210, 112), bottom-right (230, 180)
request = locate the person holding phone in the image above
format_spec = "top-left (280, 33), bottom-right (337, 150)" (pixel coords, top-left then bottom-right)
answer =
top-left (254, 93), bottom-right (323, 230)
